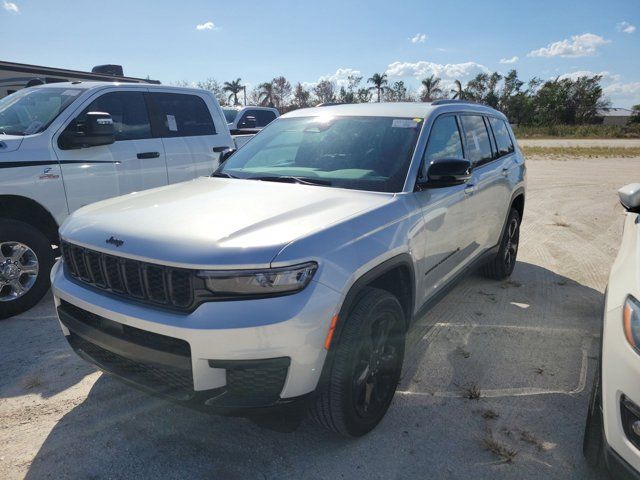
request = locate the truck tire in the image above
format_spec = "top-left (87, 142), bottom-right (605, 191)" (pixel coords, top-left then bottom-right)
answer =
top-left (0, 219), bottom-right (54, 320)
top-left (310, 287), bottom-right (405, 437)
top-left (481, 208), bottom-right (520, 280)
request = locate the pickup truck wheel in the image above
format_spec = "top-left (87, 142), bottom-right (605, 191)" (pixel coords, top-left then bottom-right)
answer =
top-left (0, 220), bottom-right (54, 320)
top-left (481, 208), bottom-right (520, 280)
top-left (310, 287), bottom-right (405, 437)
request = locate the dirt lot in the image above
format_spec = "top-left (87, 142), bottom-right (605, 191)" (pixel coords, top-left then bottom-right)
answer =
top-left (1, 154), bottom-right (638, 479)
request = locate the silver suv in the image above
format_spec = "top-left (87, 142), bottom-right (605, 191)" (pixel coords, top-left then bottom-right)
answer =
top-left (52, 101), bottom-right (526, 436)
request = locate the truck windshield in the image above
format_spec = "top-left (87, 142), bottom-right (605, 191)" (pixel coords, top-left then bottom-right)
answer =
top-left (0, 87), bottom-right (82, 136)
top-left (217, 116), bottom-right (423, 193)
top-left (223, 108), bottom-right (239, 123)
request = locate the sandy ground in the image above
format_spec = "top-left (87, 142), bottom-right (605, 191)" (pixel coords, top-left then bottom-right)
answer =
top-left (519, 138), bottom-right (640, 148)
top-left (1, 154), bottom-right (638, 479)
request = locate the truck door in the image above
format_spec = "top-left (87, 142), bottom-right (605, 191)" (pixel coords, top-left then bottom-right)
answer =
top-left (53, 89), bottom-right (168, 212)
top-left (148, 91), bottom-right (227, 181)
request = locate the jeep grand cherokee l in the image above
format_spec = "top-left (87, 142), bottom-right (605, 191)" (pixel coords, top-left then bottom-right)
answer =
top-left (52, 101), bottom-right (526, 436)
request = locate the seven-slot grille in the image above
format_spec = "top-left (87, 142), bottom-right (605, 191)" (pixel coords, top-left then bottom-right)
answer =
top-left (61, 241), bottom-right (193, 310)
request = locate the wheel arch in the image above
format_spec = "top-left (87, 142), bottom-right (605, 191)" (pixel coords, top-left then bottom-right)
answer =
top-left (0, 195), bottom-right (60, 245)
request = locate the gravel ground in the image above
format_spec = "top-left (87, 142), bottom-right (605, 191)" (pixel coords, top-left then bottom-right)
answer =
top-left (518, 138), bottom-right (640, 148)
top-left (1, 154), bottom-right (638, 479)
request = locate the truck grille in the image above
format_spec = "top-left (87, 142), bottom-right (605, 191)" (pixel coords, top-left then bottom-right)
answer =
top-left (61, 241), bottom-right (194, 310)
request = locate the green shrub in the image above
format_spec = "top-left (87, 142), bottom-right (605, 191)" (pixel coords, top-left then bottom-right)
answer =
top-left (513, 124), bottom-right (640, 139)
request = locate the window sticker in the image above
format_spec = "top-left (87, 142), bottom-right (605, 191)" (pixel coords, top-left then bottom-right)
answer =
top-left (392, 119), bottom-right (419, 128)
top-left (471, 131), bottom-right (480, 150)
top-left (166, 114), bottom-right (178, 131)
top-left (61, 89), bottom-right (81, 96)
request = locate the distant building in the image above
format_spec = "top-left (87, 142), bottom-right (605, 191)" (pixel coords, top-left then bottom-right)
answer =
top-left (0, 60), bottom-right (159, 98)
top-left (596, 107), bottom-right (636, 126)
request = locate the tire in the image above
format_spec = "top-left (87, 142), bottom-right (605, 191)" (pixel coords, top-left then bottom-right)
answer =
top-left (0, 219), bottom-right (54, 320)
top-left (481, 208), bottom-right (520, 280)
top-left (583, 365), bottom-right (605, 468)
top-left (310, 287), bottom-right (406, 437)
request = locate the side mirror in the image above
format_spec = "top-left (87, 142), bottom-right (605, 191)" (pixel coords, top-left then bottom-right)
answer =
top-left (219, 148), bottom-right (236, 163)
top-left (418, 157), bottom-right (472, 189)
top-left (239, 115), bottom-right (257, 129)
top-left (619, 183), bottom-right (640, 212)
top-left (59, 112), bottom-right (115, 149)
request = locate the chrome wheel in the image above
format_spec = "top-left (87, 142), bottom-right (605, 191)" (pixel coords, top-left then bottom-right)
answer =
top-left (503, 217), bottom-right (519, 270)
top-left (0, 241), bottom-right (39, 302)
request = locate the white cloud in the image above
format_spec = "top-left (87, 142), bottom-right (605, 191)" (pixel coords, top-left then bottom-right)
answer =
top-left (604, 82), bottom-right (640, 96)
top-left (196, 21), bottom-right (215, 31)
top-left (557, 70), bottom-right (619, 82)
top-left (527, 33), bottom-right (610, 58)
top-left (617, 21), bottom-right (636, 34)
top-left (410, 33), bottom-right (427, 43)
top-left (2, 1), bottom-right (19, 13)
top-left (499, 56), bottom-right (519, 64)
top-left (304, 68), bottom-right (363, 89)
top-left (386, 60), bottom-right (489, 80)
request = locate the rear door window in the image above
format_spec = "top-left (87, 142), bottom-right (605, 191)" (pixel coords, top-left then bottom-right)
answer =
top-left (150, 93), bottom-right (216, 137)
top-left (488, 117), bottom-right (515, 157)
top-left (460, 115), bottom-right (493, 165)
top-left (79, 91), bottom-right (151, 141)
top-left (237, 110), bottom-right (259, 129)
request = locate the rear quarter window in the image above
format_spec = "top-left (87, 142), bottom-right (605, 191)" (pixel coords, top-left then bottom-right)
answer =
top-left (150, 93), bottom-right (216, 137)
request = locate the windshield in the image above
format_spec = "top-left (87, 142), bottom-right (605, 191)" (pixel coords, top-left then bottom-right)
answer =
top-left (217, 115), bottom-right (423, 193)
top-left (223, 108), bottom-right (239, 123)
top-left (0, 87), bottom-right (83, 135)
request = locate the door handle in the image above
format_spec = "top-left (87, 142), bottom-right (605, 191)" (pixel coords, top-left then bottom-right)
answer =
top-left (212, 146), bottom-right (227, 153)
top-left (137, 152), bottom-right (160, 159)
top-left (464, 184), bottom-right (476, 195)
top-left (501, 167), bottom-right (509, 176)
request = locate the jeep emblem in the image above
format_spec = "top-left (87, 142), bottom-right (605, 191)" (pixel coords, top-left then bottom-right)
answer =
top-left (106, 236), bottom-right (124, 247)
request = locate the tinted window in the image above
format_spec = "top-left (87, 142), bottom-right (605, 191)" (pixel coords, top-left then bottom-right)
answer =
top-left (80, 91), bottom-right (151, 141)
top-left (222, 108), bottom-right (238, 123)
top-left (219, 116), bottom-right (423, 193)
top-left (423, 116), bottom-right (463, 168)
top-left (238, 110), bottom-right (259, 129)
top-left (151, 93), bottom-right (216, 137)
top-left (460, 115), bottom-right (493, 165)
top-left (488, 117), bottom-right (515, 156)
top-left (256, 110), bottom-right (277, 127)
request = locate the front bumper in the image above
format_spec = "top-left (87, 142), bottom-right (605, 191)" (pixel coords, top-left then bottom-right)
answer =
top-left (603, 303), bottom-right (640, 475)
top-left (51, 260), bottom-right (340, 413)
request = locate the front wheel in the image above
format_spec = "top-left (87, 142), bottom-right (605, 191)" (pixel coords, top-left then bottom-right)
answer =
top-left (481, 208), bottom-right (520, 280)
top-left (583, 366), bottom-right (604, 468)
top-left (310, 287), bottom-right (406, 437)
top-left (0, 220), bottom-right (54, 320)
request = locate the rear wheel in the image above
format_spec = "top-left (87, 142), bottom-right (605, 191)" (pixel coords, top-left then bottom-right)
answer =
top-left (310, 287), bottom-right (405, 437)
top-left (481, 208), bottom-right (520, 280)
top-left (0, 220), bottom-right (54, 320)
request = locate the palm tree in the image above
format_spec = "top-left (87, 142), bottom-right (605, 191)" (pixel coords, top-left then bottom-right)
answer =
top-left (451, 80), bottom-right (465, 100)
top-left (420, 75), bottom-right (443, 102)
top-left (258, 82), bottom-right (275, 107)
top-left (223, 78), bottom-right (243, 106)
top-left (367, 73), bottom-right (388, 102)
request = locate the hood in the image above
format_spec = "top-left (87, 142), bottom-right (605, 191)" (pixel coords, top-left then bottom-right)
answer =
top-left (60, 177), bottom-right (393, 269)
top-left (0, 135), bottom-right (24, 153)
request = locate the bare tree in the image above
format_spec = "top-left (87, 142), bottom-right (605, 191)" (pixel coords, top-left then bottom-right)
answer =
top-left (272, 76), bottom-right (292, 109)
top-left (197, 78), bottom-right (226, 105)
top-left (293, 83), bottom-right (311, 108)
top-left (313, 80), bottom-right (336, 104)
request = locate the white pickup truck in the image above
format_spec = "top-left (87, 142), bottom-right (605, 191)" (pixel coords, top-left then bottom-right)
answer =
top-left (0, 81), bottom-right (239, 318)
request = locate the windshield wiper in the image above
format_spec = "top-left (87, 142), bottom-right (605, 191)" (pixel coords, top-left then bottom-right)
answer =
top-left (250, 175), bottom-right (332, 186)
top-left (211, 171), bottom-right (240, 179)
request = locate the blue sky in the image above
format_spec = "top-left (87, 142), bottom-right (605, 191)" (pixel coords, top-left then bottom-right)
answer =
top-left (2, 0), bottom-right (639, 106)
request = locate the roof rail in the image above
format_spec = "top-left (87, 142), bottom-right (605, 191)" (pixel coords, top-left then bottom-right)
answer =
top-left (431, 99), bottom-right (481, 106)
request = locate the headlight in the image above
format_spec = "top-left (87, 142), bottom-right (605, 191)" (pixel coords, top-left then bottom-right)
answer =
top-left (623, 295), bottom-right (640, 351)
top-left (199, 262), bottom-right (318, 296)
